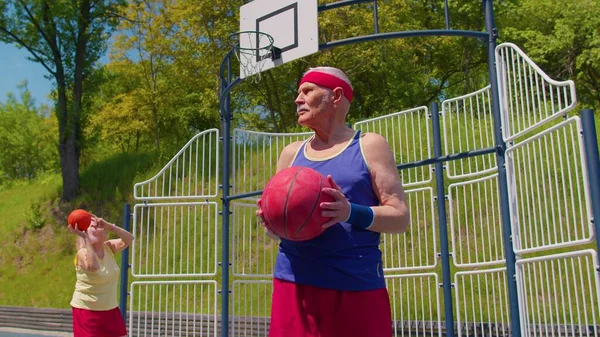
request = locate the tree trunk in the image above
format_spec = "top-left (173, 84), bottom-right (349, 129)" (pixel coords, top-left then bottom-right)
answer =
top-left (149, 54), bottom-right (160, 151)
top-left (57, 0), bottom-right (90, 201)
top-left (152, 105), bottom-right (160, 150)
top-left (59, 135), bottom-right (80, 201)
top-left (54, 51), bottom-right (77, 200)
top-left (56, 76), bottom-right (79, 201)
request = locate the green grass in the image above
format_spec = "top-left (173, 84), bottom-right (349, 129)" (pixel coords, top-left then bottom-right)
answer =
top-left (0, 231), bottom-right (75, 307)
top-left (0, 174), bottom-right (61, 242)
top-left (80, 152), bottom-right (158, 208)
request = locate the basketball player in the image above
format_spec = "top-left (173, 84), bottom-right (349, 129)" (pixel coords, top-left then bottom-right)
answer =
top-left (257, 66), bottom-right (410, 337)
top-left (69, 214), bottom-right (134, 337)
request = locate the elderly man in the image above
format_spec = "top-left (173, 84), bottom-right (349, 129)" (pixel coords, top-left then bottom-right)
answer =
top-left (258, 66), bottom-right (410, 337)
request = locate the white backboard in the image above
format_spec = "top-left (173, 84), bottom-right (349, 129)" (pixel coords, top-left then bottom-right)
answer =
top-left (238, 0), bottom-right (319, 79)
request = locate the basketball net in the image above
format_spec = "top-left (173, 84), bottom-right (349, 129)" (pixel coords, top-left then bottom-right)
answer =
top-left (229, 31), bottom-right (275, 83)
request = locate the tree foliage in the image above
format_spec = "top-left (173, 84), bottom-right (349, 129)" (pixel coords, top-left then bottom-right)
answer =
top-left (0, 0), bottom-right (125, 200)
top-left (0, 82), bottom-right (57, 183)
top-left (498, 0), bottom-right (600, 110)
top-left (1, 0), bottom-right (598, 189)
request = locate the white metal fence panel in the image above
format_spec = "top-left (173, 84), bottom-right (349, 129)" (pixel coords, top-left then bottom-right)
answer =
top-left (449, 174), bottom-right (505, 267)
top-left (516, 250), bottom-right (600, 337)
top-left (382, 187), bottom-right (437, 271)
top-left (129, 280), bottom-right (218, 337)
top-left (131, 202), bottom-right (219, 277)
top-left (231, 280), bottom-right (272, 337)
top-left (441, 86), bottom-right (497, 179)
top-left (505, 117), bottom-right (593, 254)
top-left (231, 202), bottom-right (278, 278)
top-left (134, 129), bottom-right (220, 200)
top-left (386, 273), bottom-right (442, 337)
top-left (232, 129), bottom-right (313, 198)
top-left (455, 268), bottom-right (511, 337)
top-left (354, 107), bottom-right (432, 187)
top-left (495, 43), bottom-right (577, 142)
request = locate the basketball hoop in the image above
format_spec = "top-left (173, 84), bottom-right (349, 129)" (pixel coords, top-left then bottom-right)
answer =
top-left (228, 31), bottom-right (281, 83)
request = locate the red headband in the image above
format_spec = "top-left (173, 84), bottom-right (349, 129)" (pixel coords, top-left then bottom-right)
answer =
top-left (299, 71), bottom-right (354, 103)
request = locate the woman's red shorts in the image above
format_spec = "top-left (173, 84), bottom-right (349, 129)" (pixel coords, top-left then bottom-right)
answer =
top-left (72, 307), bottom-right (127, 337)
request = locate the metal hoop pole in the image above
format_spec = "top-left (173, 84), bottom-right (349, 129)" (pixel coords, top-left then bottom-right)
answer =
top-left (581, 110), bottom-right (600, 257)
top-left (484, 1), bottom-right (522, 336)
top-left (431, 102), bottom-right (455, 337)
top-left (218, 47), bottom-right (240, 337)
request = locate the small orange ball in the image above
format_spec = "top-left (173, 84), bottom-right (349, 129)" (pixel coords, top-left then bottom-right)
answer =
top-left (68, 209), bottom-right (92, 231)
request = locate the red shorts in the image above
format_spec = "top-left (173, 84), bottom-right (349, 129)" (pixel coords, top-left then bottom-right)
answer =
top-left (269, 278), bottom-right (392, 337)
top-left (72, 307), bottom-right (127, 337)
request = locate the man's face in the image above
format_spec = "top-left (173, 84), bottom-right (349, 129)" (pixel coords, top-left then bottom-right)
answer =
top-left (295, 82), bottom-right (334, 127)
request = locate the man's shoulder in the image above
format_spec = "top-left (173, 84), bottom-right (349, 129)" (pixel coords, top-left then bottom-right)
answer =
top-left (277, 140), bottom-right (306, 170)
top-left (284, 140), bottom-right (305, 151)
top-left (360, 132), bottom-right (390, 149)
top-left (281, 140), bottom-right (305, 157)
top-left (359, 132), bottom-right (395, 166)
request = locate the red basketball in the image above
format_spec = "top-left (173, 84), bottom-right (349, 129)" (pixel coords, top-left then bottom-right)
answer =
top-left (68, 209), bottom-right (92, 231)
top-left (259, 166), bottom-right (335, 241)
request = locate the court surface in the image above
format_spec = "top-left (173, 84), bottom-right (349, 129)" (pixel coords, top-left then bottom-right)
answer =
top-left (0, 328), bottom-right (71, 337)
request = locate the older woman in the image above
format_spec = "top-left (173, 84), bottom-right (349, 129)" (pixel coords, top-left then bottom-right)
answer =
top-left (69, 214), bottom-right (134, 337)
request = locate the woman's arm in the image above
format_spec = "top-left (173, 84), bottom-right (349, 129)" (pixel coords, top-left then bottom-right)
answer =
top-left (96, 217), bottom-right (135, 254)
top-left (70, 225), bottom-right (101, 272)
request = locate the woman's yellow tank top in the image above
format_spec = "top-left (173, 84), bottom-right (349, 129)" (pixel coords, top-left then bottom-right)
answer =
top-left (70, 242), bottom-right (120, 311)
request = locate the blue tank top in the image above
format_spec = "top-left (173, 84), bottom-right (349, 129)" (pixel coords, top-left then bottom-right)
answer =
top-left (273, 131), bottom-right (385, 291)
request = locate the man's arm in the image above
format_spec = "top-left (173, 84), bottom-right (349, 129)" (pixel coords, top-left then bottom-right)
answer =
top-left (275, 141), bottom-right (304, 173)
top-left (362, 133), bottom-right (410, 234)
top-left (320, 133), bottom-right (410, 234)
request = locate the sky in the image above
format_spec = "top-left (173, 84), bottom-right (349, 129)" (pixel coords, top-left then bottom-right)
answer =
top-left (0, 43), bottom-right (53, 106)
top-left (0, 42), bottom-right (113, 108)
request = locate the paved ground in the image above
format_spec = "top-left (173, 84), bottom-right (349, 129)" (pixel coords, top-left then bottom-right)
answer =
top-left (0, 328), bottom-right (72, 337)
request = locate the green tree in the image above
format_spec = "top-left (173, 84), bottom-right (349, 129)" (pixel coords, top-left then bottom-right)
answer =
top-left (0, 0), bottom-right (125, 200)
top-left (88, 60), bottom-right (153, 154)
top-left (0, 81), bottom-right (57, 182)
top-left (498, 0), bottom-right (600, 110)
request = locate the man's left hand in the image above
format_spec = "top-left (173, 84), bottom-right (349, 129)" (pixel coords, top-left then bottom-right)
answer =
top-left (320, 175), bottom-right (350, 229)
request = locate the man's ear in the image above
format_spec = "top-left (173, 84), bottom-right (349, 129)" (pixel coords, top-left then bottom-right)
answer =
top-left (332, 87), bottom-right (345, 104)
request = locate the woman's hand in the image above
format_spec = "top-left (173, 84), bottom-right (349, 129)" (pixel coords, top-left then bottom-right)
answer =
top-left (91, 214), bottom-right (116, 231)
top-left (68, 223), bottom-right (89, 239)
top-left (69, 222), bottom-right (101, 245)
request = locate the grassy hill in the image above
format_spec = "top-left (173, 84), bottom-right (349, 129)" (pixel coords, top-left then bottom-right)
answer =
top-left (0, 174), bottom-right (75, 307)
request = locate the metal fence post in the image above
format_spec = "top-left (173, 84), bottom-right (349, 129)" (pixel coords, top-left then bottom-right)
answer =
top-left (581, 109), bottom-right (600, 253)
top-left (484, 1), bottom-right (522, 336)
top-left (431, 102), bottom-right (455, 337)
top-left (119, 203), bottom-right (131, 322)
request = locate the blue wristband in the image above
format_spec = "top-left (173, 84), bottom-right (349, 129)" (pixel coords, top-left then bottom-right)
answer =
top-left (346, 203), bottom-right (375, 230)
